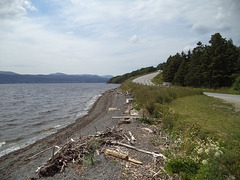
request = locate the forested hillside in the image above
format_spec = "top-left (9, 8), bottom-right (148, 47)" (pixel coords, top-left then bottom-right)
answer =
top-left (160, 33), bottom-right (240, 88)
top-left (0, 72), bottom-right (111, 84)
top-left (108, 66), bottom-right (157, 84)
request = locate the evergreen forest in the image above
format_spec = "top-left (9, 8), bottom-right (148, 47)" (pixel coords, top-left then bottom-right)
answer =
top-left (160, 33), bottom-right (240, 88)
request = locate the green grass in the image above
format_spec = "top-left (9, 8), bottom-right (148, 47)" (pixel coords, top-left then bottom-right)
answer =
top-left (152, 72), bottom-right (240, 95)
top-left (151, 72), bottom-right (163, 85)
top-left (170, 95), bottom-right (240, 140)
top-left (120, 80), bottom-right (240, 179)
top-left (169, 95), bottom-right (240, 179)
top-left (121, 81), bottom-right (201, 114)
top-left (198, 87), bottom-right (240, 95)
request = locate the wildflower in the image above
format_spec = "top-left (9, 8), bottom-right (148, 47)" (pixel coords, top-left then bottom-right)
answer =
top-left (197, 148), bottom-right (203, 154)
top-left (202, 160), bottom-right (208, 165)
top-left (214, 151), bottom-right (221, 157)
top-left (205, 149), bottom-right (210, 155)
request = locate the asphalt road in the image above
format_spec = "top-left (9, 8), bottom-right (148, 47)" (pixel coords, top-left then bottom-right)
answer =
top-left (132, 72), bottom-right (159, 85)
top-left (204, 92), bottom-right (240, 111)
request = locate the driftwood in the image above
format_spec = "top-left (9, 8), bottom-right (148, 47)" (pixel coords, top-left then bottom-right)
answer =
top-left (128, 131), bottom-right (136, 141)
top-left (108, 141), bottom-right (166, 159)
top-left (112, 116), bottom-right (141, 120)
top-left (105, 149), bottom-right (142, 165)
top-left (118, 119), bottom-right (131, 125)
top-left (35, 126), bottom-right (167, 178)
top-left (108, 107), bottom-right (119, 111)
top-left (124, 134), bottom-right (131, 142)
top-left (28, 146), bottom-right (57, 160)
top-left (60, 161), bottom-right (67, 173)
top-left (141, 128), bottom-right (153, 133)
top-left (36, 127), bottom-right (124, 177)
top-left (47, 143), bottom-right (67, 163)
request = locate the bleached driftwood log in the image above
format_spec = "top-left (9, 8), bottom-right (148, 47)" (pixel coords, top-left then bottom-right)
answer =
top-left (129, 131), bottom-right (136, 141)
top-left (108, 141), bottom-right (166, 159)
top-left (105, 149), bottom-right (142, 165)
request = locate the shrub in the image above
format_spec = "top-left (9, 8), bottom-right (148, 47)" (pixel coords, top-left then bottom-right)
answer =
top-left (83, 140), bottom-right (100, 166)
top-left (194, 161), bottom-right (225, 180)
top-left (146, 101), bottom-right (155, 115)
top-left (137, 115), bottom-right (153, 125)
top-left (165, 156), bottom-right (199, 179)
top-left (233, 76), bottom-right (240, 91)
top-left (162, 114), bottom-right (177, 131)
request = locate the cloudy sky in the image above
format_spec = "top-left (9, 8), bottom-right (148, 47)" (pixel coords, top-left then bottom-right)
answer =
top-left (0, 0), bottom-right (239, 75)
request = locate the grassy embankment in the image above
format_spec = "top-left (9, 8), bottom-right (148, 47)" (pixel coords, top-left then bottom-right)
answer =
top-left (120, 78), bottom-right (240, 179)
top-left (152, 72), bottom-right (240, 95)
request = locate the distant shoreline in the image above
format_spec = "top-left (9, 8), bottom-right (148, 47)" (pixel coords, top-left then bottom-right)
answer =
top-left (0, 72), bottom-right (112, 84)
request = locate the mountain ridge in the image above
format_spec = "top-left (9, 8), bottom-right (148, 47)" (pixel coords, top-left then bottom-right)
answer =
top-left (0, 71), bottom-right (113, 84)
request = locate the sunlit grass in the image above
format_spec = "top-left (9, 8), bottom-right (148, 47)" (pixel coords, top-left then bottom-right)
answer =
top-left (121, 81), bottom-right (202, 110)
top-left (199, 87), bottom-right (240, 95)
top-left (169, 94), bottom-right (240, 178)
top-left (151, 72), bottom-right (163, 85)
top-left (170, 95), bottom-right (240, 140)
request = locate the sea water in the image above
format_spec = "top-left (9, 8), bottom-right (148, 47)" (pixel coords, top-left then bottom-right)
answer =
top-left (0, 83), bottom-right (118, 157)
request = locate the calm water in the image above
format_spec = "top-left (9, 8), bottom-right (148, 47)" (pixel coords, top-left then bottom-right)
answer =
top-left (0, 83), bottom-right (118, 157)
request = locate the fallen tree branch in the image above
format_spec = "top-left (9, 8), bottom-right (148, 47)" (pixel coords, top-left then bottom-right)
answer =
top-left (108, 141), bottom-right (166, 159)
top-left (105, 149), bottom-right (142, 165)
top-left (47, 142), bottom-right (71, 163)
top-left (60, 161), bottom-right (67, 173)
top-left (124, 134), bottom-right (131, 142)
top-left (129, 131), bottom-right (136, 141)
top-left (153, 169), bottom-right (161, 177)
top-left (28, 145), bottom-right (60, 160)
top-left (112, 116), bottom-right (141, 119)
top-left (36, 166), bottom-right (44, 173)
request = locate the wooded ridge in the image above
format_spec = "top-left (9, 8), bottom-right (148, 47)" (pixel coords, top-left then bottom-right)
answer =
top-left (159, 33), bottom-right (240, 88)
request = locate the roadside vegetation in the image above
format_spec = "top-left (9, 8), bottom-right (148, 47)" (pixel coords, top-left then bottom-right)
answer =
top-left (151, 72), bottom-right (163, 85)
top-left (120, 80), bottom-right (240, 179)
top-left (154, 72), bottom-right (240, 95)
top-left (108, 66), bottom-right (157, 84)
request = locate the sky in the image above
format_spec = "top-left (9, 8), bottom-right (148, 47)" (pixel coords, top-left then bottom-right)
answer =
top-left (0, 0), bottom-right (240, 76)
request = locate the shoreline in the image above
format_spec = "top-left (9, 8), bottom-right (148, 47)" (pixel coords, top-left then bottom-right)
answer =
top-left (0, 88), bottom-right (127, 180)
top-left (0, 91), bottom-right (105, 158)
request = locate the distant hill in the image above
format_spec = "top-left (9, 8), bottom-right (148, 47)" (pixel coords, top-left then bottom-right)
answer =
top-left (0, 71), bottom-right (19, 75)
top-left (108, 66), bottom-right (157, 84)
top-left (0, 71), bottom-right (113, 84)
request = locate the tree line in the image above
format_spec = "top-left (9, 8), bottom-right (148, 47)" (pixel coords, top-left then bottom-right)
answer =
top-left (160, 33), bottom-right (240, 88)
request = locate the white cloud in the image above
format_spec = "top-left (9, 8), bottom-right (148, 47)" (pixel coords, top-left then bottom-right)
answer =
top-left (0, 0), bottom-right (36, 19)
top-left (129, 35), bottom-right (139, 44)
top-left (23, 0), bottom-right (37, 11)
top-left (0, 0), bottom-right (240, 75)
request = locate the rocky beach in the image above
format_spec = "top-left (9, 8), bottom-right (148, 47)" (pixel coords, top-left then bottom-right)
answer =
top-left (0, 88), bottom-right (127, 179)
top-left (0, 88), bottom-right (169, 180)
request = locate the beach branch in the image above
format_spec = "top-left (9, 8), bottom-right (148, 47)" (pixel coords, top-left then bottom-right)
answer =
top-left (107, 141), bottom-right (166, 159)
top-left (105, 149), bottom-right (142, 165)
top-left (28, 145), bottom-right (60, 160)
